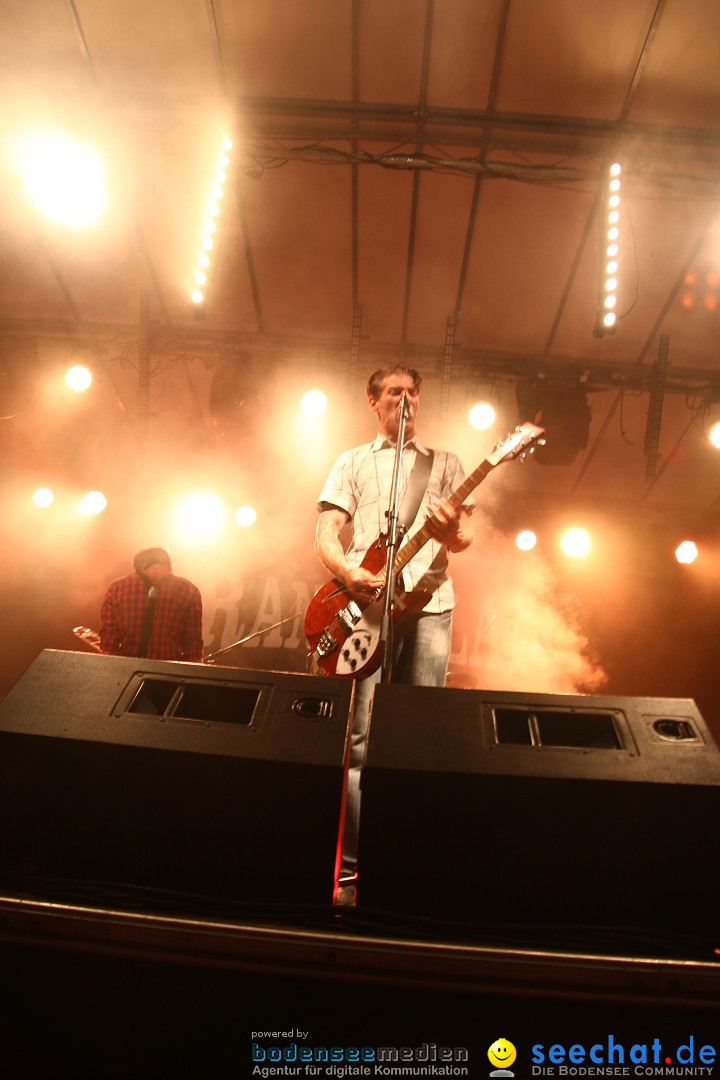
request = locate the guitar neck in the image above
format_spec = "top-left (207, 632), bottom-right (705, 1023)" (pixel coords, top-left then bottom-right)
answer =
top-left (393, 458), bottom-right (493, 577)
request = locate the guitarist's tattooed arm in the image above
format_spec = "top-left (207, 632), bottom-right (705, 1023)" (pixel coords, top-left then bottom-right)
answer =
top-left (316, 506), bottom-right (385, 603)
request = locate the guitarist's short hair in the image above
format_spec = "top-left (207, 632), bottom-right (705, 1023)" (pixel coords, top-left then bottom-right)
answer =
top-left (366, 365), bottom-right (423, 400)
top-left (133, 546), bottom-right (172, 575)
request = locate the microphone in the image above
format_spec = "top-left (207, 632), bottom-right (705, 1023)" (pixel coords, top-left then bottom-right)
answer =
top-left (397, 392), bottom-right (414, 421)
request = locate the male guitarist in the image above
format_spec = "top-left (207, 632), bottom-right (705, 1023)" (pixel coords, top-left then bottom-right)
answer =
top-left (314, 366), bottom-right (474, 885)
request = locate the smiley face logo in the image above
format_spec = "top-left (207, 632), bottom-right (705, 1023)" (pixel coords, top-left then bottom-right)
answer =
top-left (488, 1038), bottom-right (517, 1071)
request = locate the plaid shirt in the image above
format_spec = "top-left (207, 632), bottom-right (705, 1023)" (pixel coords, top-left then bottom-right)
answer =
top-left (100, 573), bottom-right (204, 662)
top-left (318, 435), bottom-right (469, 613)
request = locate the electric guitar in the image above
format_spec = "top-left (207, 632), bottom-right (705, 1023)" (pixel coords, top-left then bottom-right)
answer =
top-left (304, 421), bottom-right (545, 678)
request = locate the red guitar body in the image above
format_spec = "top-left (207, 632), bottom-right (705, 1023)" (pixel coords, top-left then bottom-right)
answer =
top-left (304, 540), bottom-right (430, 678)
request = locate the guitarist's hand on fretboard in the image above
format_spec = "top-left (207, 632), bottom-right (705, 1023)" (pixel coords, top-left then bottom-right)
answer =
top-left (424, 499), bottom-right (473, 551)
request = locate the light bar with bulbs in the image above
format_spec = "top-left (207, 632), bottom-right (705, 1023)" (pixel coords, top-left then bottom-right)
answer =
top-left (191, 135), bottom-right (233, 315)
top-left (594, 162), bottom-right (622, 336)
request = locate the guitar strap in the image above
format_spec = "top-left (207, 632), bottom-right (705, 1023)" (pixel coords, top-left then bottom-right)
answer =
top-left (383, 445), bottom-right (433, 595)
top-left (138, 583), bottom-right (159, 658)
top-left (398, 447), bottom-right (434, 533)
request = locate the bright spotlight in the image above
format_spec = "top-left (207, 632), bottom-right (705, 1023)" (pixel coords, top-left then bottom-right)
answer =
top-left (175, 492), bottom-right (225, 540)
top-left (675, 540), bottom-right (699, 564)
top-left (301, 390), bottom-right (328, 416)
top-left (33, 487), bottom-right (54, 508)
top-left (515, 529), bottom-right (537, 551)
top-left (561, 527), bottom-right (591, 558)
top-left (468, 402), bottom-right (496, 431)
top-left (65, 364), bottom-right (92, 392)
top-left (77, 490), bottom-right (107, 516)
top-left (709, 421), bottom-right (720, 449)
top-left (15, 132), bottom-right (107, 228)
top-left (235, 504), bottom-right (257, 528)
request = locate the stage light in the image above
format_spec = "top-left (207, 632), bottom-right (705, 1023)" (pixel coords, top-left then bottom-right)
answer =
top-left (174, 492), bottom-right (225, 540)
top-left (65, 364), bottom-right (92, 392)
top-left (15, 132), bottom-right (106, 228)
top-left (301, 390), bottom-right (328, 416)
top-left (77, 490), bottom-right (107, 516)
top-left (561, 527), bottom-right (591, 558)
top-left (235, 505), bottom-right (257, 527)
top-left (33, 487), bottom-right (54, 508)
top-left (594, 162), bottom-right (622, 336)
top-left (468, 402), bottom-right (496, 430)
top-left (709, 421), bottom-right (720, 448)
top-left (675, 540), bottom-right (698, 564)
top-left (515, 529), bottom-right (537, 551)
top-left (190, 134), bottom-right (233, 311)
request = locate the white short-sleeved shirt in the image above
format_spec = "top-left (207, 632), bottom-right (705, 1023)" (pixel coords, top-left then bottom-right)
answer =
top-left (318, 434), bottom-right (470, 613)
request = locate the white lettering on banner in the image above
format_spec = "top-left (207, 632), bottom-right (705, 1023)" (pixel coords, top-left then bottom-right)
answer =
top-left (207, 576), bottom-right (313, 655)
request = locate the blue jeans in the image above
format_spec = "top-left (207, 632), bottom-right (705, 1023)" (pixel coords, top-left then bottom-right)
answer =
top-left (342, 610), bottom-right (452, 873)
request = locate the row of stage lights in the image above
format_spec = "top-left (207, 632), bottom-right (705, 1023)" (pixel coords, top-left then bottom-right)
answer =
top-left (31, 487), bottom-right (701, 566)
top-left (514, 527), bottom-right (699, 565)
top-left (60, 368), bottom-right (720, 448)
top-left (595, 162), bottom-right (622, 336)
top-left (32, 488), bottom-right (257, 534)
top-left (191, 136), bottom-right (233, 310)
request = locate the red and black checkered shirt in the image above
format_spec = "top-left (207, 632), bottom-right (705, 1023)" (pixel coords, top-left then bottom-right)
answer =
top-left (100, 573), bottom-right (203, 662)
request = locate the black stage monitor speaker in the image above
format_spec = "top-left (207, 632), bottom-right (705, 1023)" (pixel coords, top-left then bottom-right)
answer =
top-left (358, 685), bottom-right (720, 938)
top-left (0, 650), bottom-right (353, 908)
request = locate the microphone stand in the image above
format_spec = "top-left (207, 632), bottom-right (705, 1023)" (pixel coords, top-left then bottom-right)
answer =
top-left (380, 391), bottom-right (411, 683)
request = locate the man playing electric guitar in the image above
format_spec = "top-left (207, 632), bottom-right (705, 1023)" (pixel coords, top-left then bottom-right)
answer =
top-left (314, 365), bottom-right (475, 885)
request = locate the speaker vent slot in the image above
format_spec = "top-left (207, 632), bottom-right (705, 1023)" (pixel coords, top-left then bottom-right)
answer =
top-left (127, 678), bottom-right (261, 725)
top-left (494, 709), bottom-right (533, 745)
top-left (538, 710), bottom-right (622, 749)
top-left (493, 707), bottom-right (623, 750)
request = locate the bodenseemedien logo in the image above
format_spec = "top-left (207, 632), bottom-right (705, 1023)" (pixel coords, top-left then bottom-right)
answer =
top-left (489, 1038), bottom-right (517, 1077)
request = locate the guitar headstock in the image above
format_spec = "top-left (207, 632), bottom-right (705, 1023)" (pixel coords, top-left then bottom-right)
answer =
top-left (487, 422), bottom-right (546, 467)
top-left (73, 626), bottom-right (102, 652)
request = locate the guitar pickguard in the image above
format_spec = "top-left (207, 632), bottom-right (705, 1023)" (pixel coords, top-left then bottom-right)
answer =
top-left (334, 600), bottom-right (383, 676)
